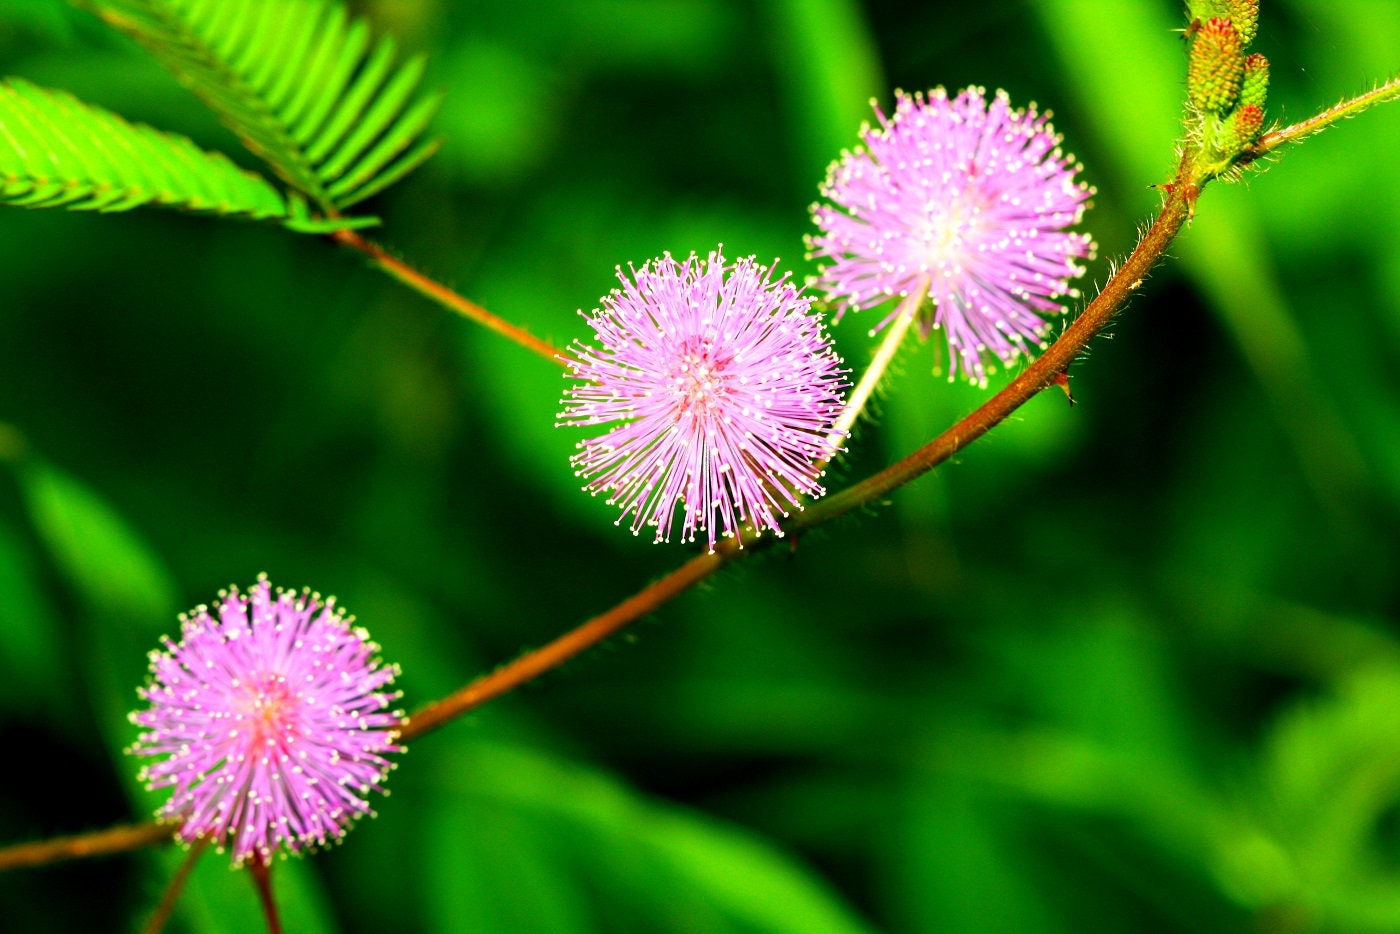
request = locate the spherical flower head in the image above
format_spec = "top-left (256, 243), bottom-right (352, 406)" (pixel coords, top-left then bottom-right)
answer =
top-left (810, 87), bottom-right (1096, 386)
top-left (128, 577), bottom-right (405, 866)
top-left (558, 249), bottom-right (848, 552)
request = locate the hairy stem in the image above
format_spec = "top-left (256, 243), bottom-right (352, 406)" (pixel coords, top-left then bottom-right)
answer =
top-left (1245, 72), bottom-right (1400, 160)
top-left (330, 229), bottom-right (569, 366)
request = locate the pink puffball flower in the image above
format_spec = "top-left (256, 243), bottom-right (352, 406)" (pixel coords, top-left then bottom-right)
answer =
top-left (559, 249), bottom-right (848, 552)
top-left (128, 577), bottom-right (405, 866)
top-left (810, 87), bottom-right (1096, 386)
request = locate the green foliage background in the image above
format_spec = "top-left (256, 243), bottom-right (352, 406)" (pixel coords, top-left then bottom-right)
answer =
top-left (1, 0), bottom-right (1398, 930)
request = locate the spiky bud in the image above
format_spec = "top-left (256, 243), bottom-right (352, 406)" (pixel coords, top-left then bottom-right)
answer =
top-left (1188, 18), bottom-right (1245, 114)
top-left (1226, 0), bottom-right (1260, 45)
top-left (1223, 103), bottom-right (1265, 150)
top-left (1240, 53), bottom-right (1269, 110)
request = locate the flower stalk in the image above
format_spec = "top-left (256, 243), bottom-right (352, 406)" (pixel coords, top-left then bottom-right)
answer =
top-left (799, 163), bottom-right (1197, 531)
top-left (411, 154), bottom-right (1198, 743)
top-left (823, 280), bottom-right (927, 459)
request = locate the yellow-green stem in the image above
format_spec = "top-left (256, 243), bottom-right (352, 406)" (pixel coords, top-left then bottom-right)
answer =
top-left (823, 281), bottom-right (928, 459)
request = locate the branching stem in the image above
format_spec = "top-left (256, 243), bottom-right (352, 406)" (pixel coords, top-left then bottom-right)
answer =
top-left (797, 172), bottom-right (1196, 530)
top-left (405, 156), bottom-right (1197, 739)
top-left (0, 153), bottom-right (1199, 863)
top-left (5, 67), bottom-right (1386, 872)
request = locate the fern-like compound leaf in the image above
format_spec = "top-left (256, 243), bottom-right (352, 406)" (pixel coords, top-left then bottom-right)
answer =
top-left (82, 0), bottom-right (442, 213)
top-left (0, 76), bottom-right (288, 220)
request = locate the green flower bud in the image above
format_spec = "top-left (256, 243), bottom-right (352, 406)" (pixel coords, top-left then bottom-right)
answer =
top-left (1241, 53), bottom-right (1269, 110)
top-left (1188, 18), bottom-right (1245, 114)
top-left (1223, 103), bottom-right (1265, 149)
top-left (1227, 0), bottom-right (1260, 45)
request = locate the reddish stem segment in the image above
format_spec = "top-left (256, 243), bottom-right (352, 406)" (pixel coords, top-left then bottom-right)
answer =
top-left (330, 229), bottom-right (570, 367)
top-left (402, 547), bottom-right (733, 740)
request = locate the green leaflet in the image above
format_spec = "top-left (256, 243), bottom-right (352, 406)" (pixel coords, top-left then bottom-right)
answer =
top-left (0, 76), bottom-right (287, 218)
top-left (81, 0), bottom-right (442, 212)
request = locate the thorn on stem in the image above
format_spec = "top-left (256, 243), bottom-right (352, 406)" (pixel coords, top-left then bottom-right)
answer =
top-left (1184, 182), bottom-right (1201, 219)
top-left (1052, 370), bottom-right (1075, 406)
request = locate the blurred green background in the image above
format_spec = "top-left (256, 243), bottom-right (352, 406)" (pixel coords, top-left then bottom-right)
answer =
top-left (2, 0), bottom-right (1399, 930)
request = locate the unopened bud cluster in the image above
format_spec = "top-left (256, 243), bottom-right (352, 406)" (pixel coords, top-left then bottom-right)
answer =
top-left (1189, 18), bottom-right (1244, 113)
top-left (1186, 0), bottom-right (1269, 172)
